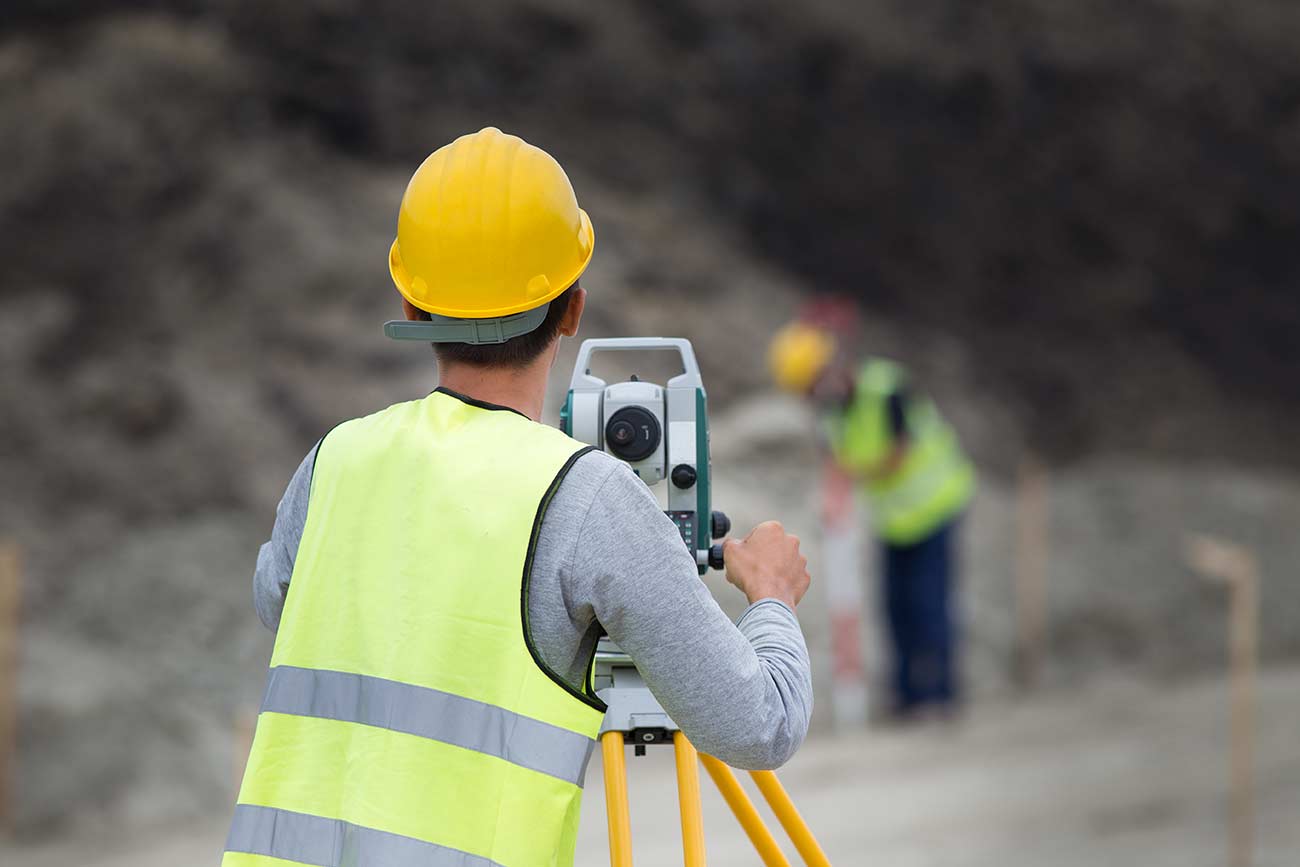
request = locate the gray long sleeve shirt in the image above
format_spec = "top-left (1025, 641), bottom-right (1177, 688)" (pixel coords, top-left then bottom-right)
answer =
top-left (255, 440), bottom-right (813, 770)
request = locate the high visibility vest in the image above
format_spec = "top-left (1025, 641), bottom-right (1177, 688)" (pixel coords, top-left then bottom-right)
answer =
top-left (825, 360), bottom-right (975, 546)
top-left (224, 389), bottom-right (605, 867)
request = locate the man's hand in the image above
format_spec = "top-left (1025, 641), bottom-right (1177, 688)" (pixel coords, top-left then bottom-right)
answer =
top-left (722, 521), bottom-right (811, 609)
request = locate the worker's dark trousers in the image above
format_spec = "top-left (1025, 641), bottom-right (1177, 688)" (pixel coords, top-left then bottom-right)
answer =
top-left (881, 517), bottom-right (960, 714)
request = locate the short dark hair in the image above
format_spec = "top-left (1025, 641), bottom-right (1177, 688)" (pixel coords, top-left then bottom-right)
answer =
top-left (428, 284), bottom-right (576, 369)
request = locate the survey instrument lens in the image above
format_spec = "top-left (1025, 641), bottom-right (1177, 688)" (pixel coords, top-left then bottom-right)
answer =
top-left (605, 407), bottom-right (661, 462)
top-left (609, 421), bottom-right (634, 445)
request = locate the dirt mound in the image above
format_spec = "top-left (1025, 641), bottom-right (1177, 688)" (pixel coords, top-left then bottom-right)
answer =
top-left (181, 0), bottom-right (1300, 462)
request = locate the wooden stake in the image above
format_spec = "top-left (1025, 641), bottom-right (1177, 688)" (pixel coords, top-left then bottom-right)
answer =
top-left (0, 543), bottom-right (22, 833)
top-left (1014, 455), bottom-right (1049, 687)
top-left (1186, 535), bottom-right (1258, 867)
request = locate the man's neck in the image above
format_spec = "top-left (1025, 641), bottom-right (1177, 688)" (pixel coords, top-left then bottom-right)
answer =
top-left (437, 359), bottom-right (551, 421)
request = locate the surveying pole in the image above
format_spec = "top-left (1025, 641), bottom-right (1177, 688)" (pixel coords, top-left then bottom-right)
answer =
top-left (594, 639), bottom-right (831, 867)
top-left (820, 461), bottom-right (868, 728)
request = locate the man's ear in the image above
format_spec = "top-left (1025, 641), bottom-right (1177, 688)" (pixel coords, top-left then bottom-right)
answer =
top-left (558, 286), bottom-right (586, 337)
top-left (401, 297), bottom-right (424, 321)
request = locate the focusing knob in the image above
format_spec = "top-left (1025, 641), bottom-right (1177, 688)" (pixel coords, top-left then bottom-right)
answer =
top-left (670, 464), bottom-right (697, 489)
top-left (710, 510), bottom-right (731, 539)
top-left (708, 544), bottom-right (726, 571)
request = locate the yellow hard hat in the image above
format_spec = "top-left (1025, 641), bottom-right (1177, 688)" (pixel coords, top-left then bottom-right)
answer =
top-left (768, 322), bottom-right (836, 393)
top-left (389, 127), bottom-right (595, 319)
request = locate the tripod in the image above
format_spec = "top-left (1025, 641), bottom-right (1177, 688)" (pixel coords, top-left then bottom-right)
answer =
top-left (594, 639), bottom-right (831, 866)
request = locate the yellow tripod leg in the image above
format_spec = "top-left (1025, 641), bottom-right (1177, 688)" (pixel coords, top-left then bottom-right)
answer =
top-left (749, 771), bottom-right (831, 867)
top-left (699, 754), bottom-right (791, 867)
top-left (673, 733), bottom-right (708, 866)
top-left (602, 732), bottom-right (633, 867)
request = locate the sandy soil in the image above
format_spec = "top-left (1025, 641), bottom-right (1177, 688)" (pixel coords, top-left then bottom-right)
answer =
top-left (5, 664), bottom-right (1296, 867)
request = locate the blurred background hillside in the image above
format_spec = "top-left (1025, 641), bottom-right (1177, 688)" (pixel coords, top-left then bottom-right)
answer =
top-left (1, 1), bottom-right (1297, 863)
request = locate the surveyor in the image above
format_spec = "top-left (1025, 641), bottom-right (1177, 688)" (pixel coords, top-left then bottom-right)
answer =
top-left (770, 322), bottom-right (974, 720)
top-left (224, 128), bottom-right (813, 867)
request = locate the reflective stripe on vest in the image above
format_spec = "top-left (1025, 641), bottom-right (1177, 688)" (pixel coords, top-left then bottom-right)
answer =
top-left (225, 389), bottom-right (606, 867)
top-left (227, 805), bottom-right (503, 867)
top-left (828, 360), bottom-right (976, 545)
top-left (259, 666), bottom-right (596, 786)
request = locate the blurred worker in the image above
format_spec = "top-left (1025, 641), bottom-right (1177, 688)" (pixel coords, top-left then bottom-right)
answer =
top-left (224, 128), bottom-right (813, 867)
top-left (770, 322), bottom-right (975, 720)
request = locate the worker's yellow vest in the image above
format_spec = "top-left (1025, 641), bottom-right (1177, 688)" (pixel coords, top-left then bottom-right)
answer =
top-left (224, 389), bottom-right (605, 867)
top-left (826, 360), bottom-right (975, 546)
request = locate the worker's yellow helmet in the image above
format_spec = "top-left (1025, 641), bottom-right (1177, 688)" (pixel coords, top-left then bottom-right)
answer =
top-left (768, 322), bottom-right (836, 393)
top-left (389, 127), bottom-right (595, 319)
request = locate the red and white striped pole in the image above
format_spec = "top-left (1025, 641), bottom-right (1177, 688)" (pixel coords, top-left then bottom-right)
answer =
top-left (820, 459), bottom-right (869, 728)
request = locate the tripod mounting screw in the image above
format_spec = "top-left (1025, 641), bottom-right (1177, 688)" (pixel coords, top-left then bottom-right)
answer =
top-left (711, 510), bottom-right (731, 539)
top-left (708, 543), bottom-right (726, 571)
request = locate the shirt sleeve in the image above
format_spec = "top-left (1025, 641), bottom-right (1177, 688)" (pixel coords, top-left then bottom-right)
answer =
top-left (566, 461), bottom-right (814, 770)
top-left (253, 444), bottom-right (316, 631)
